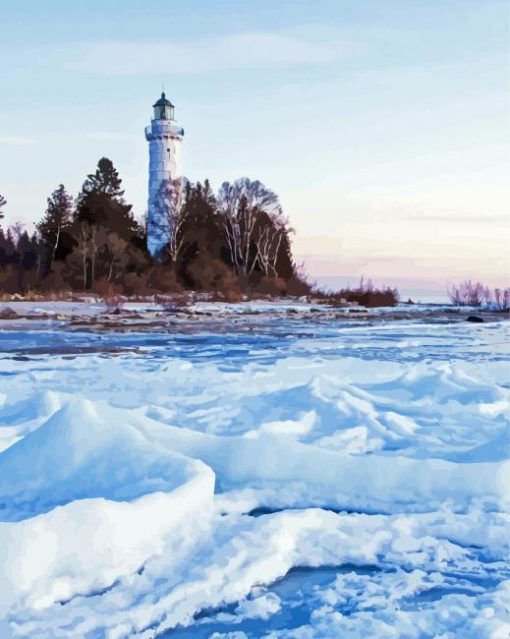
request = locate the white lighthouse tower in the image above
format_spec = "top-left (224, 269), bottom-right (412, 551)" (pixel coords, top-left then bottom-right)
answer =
top-left (145, 92), bottom-right (185, 258)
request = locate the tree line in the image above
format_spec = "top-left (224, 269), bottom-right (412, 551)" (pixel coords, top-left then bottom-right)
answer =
top-left (0, 158), bottom-right (309, 299)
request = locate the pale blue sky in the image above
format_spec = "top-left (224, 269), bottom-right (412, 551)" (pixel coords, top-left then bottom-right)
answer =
top-left (0, 0), bottom-right (508, 295)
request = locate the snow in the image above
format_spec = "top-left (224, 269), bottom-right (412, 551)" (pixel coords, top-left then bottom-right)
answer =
top-left (0, 314), bottom-right (508, 638)
top-left (0, 399), bottom-right (214, 617)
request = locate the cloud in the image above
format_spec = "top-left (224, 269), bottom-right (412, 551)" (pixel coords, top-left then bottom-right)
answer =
top-left (63, 31), bottom-right (364, 76)
top-left (0, 134), bottom-right (38, 146)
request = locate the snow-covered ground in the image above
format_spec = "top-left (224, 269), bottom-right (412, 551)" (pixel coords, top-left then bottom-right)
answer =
top-left (0, 298), bottom-right (470, 317)
top-left (0, 315), bottom-right (508, 638)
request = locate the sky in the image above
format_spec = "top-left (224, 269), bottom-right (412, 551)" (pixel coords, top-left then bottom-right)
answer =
top-left (0, 0), bottom-right (508, 299)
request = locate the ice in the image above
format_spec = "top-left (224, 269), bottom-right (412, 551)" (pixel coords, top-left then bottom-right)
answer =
top-left (259, 572), bottom-right (510, 639)
top-left (0, 316), bottom-right (508, 637)
top-left (10, 507), bottom-right (509, 638)
top-left (0, 400), bottom-right (214, 615)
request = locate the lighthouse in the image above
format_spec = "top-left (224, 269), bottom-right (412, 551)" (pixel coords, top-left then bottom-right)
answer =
top-left (145, 92), bottom-right (185, 258)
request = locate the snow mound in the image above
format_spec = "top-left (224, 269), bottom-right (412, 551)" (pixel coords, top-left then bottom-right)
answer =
top-left (0, 389), bottom-right (61, 426)
top-left (0, 399), bottom-right (213, 521)
top-left (0, 399), bottom-right (215, 614)
top-left (0, 390), bottom-right (63, 452)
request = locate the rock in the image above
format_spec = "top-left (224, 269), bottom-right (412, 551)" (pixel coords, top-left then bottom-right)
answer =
top-left (0, 307), bottom-right (18, 319)
top-left (467, 315), bottom-right (484, 323)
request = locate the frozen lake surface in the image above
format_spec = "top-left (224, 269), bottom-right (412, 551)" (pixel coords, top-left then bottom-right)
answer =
top-left (0, 314), bottom-right (508, 638)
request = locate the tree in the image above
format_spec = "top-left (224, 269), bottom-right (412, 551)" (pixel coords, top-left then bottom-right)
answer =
top-left (255, 209), bottom-right (292, 278)
top-left (79, 157), bottom-right (124, 200)
top-left (76, 191), bottom-right (139, 239)
top-left (150, 178), bottom-right (187, 263)
top-left (68, 159), bottom-right (140, 288)
top-left (176, 180), bottom-right (226, 285)
top-left (0, 227), bottom-right (16, 267)
top-left (0, 194), bottom-right (6, 220)
top-left (9, 221), bottom-right (26, 244)
top-left (95, 229), bottom-right (129, 282)
top-left (67, 222), bottom-right (92, 290)
top-left (447, 280), bottom-right (485, 306)
top-left (76, 159), bottom-right (139, 240)
top-left (37, 184), bottom-right (74, 261)
top-left (217, 178), bottom-right (288, 280)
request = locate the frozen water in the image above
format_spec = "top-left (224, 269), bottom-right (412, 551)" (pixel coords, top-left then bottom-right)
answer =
top-left (0, 313), bottom-right (508, 638)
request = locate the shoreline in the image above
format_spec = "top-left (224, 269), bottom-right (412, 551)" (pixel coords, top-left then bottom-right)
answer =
top-left (0, 298), bottom-right (507, 334)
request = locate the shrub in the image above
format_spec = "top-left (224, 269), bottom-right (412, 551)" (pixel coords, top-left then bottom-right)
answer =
top-left (147, 266), bottom-right (183, 294)
top-left (186, 255), bottom-right (241, 297)
top-left (95, 278), bottom-right (126, 313)
top-left (121, 272), bottom-right (154, 296)
top-left (0, 266), bottom-right (19, 295)
top-left (39, 263), bottom-right (68, 294)
top-left (448, 281), bottom-right (509, 310)
top-left (283, 273), bottom-right (312, 297)
top-left (323, 278), bottom-right (399, 308)
top-left (493, 288), bottom-right (510, 311)
top-left (447, 280), bottom-right (485, 306)
top-left (252, 276), bottom-right (286, 297)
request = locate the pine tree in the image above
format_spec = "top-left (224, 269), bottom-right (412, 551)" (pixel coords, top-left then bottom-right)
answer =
top-left (70, 159), bottom-right (140, 289)
top-left (177, 181), bottom-right (225, 284)
top-left (76, 158), bottom-right (137, 236)
top-left (79, 157), bottom-right (125, 200)
top-left (0, 227), bottom-right (14, 268)
top-left (37, 184), bottom-right (74, 259)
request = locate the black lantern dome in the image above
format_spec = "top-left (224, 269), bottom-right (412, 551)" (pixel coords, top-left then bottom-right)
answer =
top-left (153, 92), bottom-right (175, 120)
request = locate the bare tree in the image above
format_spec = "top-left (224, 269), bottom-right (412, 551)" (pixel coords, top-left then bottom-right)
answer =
top-left (96, 229), bottom-right (128, 282)
top-left (446, 280), bottom-right (510, 309)
top-left (89, 224), bottom-right (98, 286)
top-left (217, 178), bottom-right (283, 278)
top-left (488, 287), bottom-right (510, 311)
top-left (0, 194), bottom-right (6, 220)
top-left (68, 222), bottom-right (99, 289)
top-left (255, 210), bottom-right (292, 277)
top-left (10, 221), bottom-right (26, 244)
top-left (150, 178), bottom-right (186, 264)
top-left (503, 289), bottom-right (510, 311)
top-left (447, 280), bottom-right (485, 306)
top-left (74, 223), bottom-right (90, 289)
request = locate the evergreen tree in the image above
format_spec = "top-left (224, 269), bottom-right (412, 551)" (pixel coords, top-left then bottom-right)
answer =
top-left (37, 184), bottom-right (74, 260)
top-left (0, 227), bottom-right (15, 268)
top-left (75, 158), bottom-right (138, 238)
top-left (18, 231), bottom-right (38, 270)
top-left (0, 194), bottom-right (6, 220)
top-left (79, 157), bottom-right (125, 200)
top-left (69, 158), bottom-right (141, 289)
top-left (76, 191), bottom-right (138, 236)
top-left (177, 181), bottom-right (226, 286)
